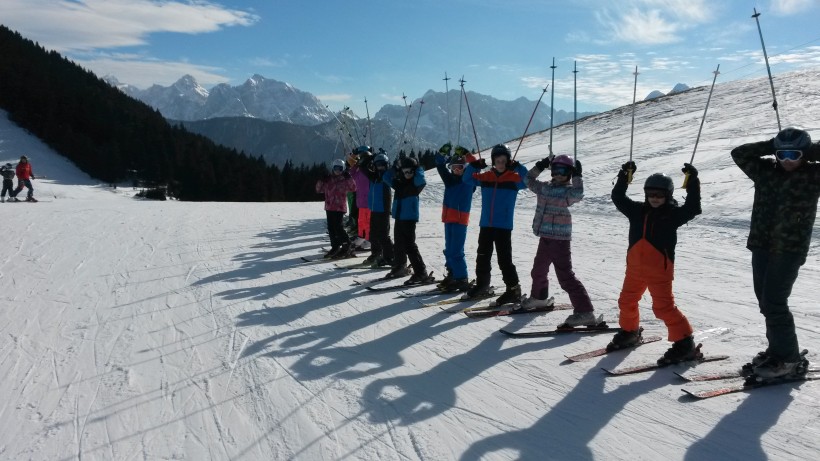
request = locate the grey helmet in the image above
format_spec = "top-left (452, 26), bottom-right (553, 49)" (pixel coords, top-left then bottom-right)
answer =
top-left (644, 173), bottom-right (674, 199)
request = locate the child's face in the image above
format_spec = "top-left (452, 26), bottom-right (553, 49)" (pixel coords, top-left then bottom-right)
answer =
top-left (645, 189), bottom-right (667, 208)
top-left (493, 156), bottom-right (508, 172)
top-left (450, 164), bottom-right (465, 176)
top-left (550, 165), bottom-right (571, 184)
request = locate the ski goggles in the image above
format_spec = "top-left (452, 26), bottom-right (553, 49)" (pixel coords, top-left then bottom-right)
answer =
top-left (374, 161), bottom-right (388, 168)
top-left (775, 149), bottom-right (803, 162)
top-left (402, 168), bottom-right (415, 175)
top-left (332, 165), bottom-right (344, 172)
top-left (449, 163), bottom-right (465, 171)
top-left (550, 166), bottom-right (572, 177)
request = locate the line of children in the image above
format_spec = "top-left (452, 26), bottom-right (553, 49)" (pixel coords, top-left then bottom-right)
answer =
top-left (315, 159), bottom-right (357, 258)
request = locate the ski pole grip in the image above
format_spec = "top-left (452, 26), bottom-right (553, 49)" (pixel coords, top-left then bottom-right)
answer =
top-left (682, 172), bottom-right (690, 189)
top-left (627, 169), bottom-right (634, 185)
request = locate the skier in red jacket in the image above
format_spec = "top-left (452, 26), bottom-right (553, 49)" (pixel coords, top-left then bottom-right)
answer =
top-left (12, 155), bottom-right (36, 202)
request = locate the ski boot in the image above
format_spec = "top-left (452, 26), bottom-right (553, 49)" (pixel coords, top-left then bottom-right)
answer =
top-left (519, 296), bottom-right (554, 310)
top-left (461, 282), bottom-right (492, 301)
top-left (657, 335), bottom-right (700, 365)
top-left (492, 284), bottom-right (523, 307)
top-left (606, 327), bottom-right (643, 352)
top-left (405, 271), bottom-right (435, 286)
top-left (323, 246), bottom-right (340, 259)
top-left (752, 351), bottom-right (809, 380)
top-left (560, 311), bottom-right (601, 328)
top-left (384, 265), bottom-right (411, 279)
top-left (442, 278), bottom-right (471, 293)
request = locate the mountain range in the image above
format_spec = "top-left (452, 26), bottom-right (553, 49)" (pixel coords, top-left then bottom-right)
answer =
top-left (110, 74), bottom-right (688, 166)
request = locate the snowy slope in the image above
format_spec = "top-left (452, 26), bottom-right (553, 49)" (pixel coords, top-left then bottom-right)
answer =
top-left (1, 69), bottom-right (820, 461)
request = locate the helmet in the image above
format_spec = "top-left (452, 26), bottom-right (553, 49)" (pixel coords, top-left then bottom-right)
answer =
top-left (373, 153), bottom-right (389, 167)
top-left (4, 163), bottom-right (12, 168)
top-left (20, 155), bottom-right (28, 161)
top-left (644, 173), bottom-right (674, 198)
top-left (551, 154), bottom-right (574, 168)
top-left (774, 127), bottom-right (811, 151)
top-left (332, 159), bottom-right (345, 170)
top-left (400, 157), bottom-right (418, 169)
top-left (449, 155), bottom-right (466, 166)
top-left (490, 144), bottom-right (511, 161)
top-left (355, 145), bottom-right (372, 154)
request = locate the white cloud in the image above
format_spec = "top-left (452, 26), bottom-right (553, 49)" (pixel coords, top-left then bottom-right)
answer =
top-left (317, 93), bottom-right (353, 104)
top-left (0, 0), bottom-right (258, 52)
top-left (596, 1), bottom-right (716, 45)
top-left (769, 0), bottom-right (818, 15)
top-left (73, 53), bottom-right (229, 88)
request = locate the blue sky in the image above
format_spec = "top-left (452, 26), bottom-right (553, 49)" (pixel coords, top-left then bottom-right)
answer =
top-left (2, 0), bottom-right (819, 116)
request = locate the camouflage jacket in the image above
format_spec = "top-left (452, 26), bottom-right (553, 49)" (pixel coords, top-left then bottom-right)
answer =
top-left (731, 140), bottom-right (820, 254)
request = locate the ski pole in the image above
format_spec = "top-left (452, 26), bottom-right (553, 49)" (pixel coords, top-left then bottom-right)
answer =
top-left (365, 97), bottom-right (374, 149)
top-left (573, 61), bottom-right (578, 162)
top-left (752, 8), bottom-right (781, 131)
top-left (410, 98), bottom-right (425, 153)
top-left (549, 57), bottom-right (557, 155)
top-left (396, 93), bottom-right (412, 154)
top-left (627, 66), bottom-right (639, 184)
top-left (443, 72), bottom-right (452, 144)
top-left (328, 106), bottom-right (356, 151)
top-left (461, 77), bottom-right (482, 157)
top-left (683, 64), bottom-right (720, 189)
top-left (512, 84), bottom-right (548, 160)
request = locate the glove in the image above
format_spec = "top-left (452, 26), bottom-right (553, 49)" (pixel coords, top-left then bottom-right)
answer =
top-left (30, 174), bottom-right (35, 180)
top-left (574, 160), bottom-right (582, 177)
top-left (621, 161), bottom-right (636, 174)
top-left (435, 153), bottom-right (447, 166)
top-left (469, 158), bottom-right (487, 170)
top-left (439, 142), bottom-right (452, 155)
top-left (509, 160), bottom-right (520, 170)
top-left (343, 171), bottom-right (351, 179)
top-left (681, 163), bottom-right (698, 177)
top-left (454, 145), bottom-right (470, 157)
top-left (535, 156), bottom-right (551, 171)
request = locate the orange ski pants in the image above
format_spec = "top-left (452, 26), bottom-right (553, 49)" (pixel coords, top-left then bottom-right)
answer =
top-left (617, 273), bottom-right (693, 342)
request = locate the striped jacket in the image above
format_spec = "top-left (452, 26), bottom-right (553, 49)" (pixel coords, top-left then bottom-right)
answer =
top-left (526, 166), bottom-right (583, 240)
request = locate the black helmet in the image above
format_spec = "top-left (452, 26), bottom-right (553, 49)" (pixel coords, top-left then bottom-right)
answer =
top-left (449, 155), bottom-right (466, 166)
top-left (355, 145), bottom-right (372, 154)
top-left (400, 157), bottom-right (418, 169)
top-left (490, 144), bottom-right (511, 161)
top-left (644, 173), bottom-right (674, 198)
top-left (774, 128), bottom-right (811, 151)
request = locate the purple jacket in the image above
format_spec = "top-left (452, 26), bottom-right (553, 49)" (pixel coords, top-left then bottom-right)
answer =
top-left (350, 165), bottom-right (370, 209)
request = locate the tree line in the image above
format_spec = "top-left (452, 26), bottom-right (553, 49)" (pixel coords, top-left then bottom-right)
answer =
top-left (0, 25), bottom-right (340, 202)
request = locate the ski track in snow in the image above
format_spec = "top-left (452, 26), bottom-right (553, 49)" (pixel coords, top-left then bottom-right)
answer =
top-left (2, 70), bottom-right (820, 459)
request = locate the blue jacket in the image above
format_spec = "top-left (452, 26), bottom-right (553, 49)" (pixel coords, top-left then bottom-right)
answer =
top-left (383, 166), bottom-right (425, 221)
top-left (463, 162), bottom-right (528, 229)
top-left (436, 163), bottom-right (475, 225)
top-left (362, 167), bottom-right (392, 213)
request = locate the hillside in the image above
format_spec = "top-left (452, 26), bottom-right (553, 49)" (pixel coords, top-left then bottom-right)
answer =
top-left (1, 68), bottom-right (819, 460)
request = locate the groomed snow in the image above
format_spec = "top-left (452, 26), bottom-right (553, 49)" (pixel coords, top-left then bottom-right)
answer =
top-left (1, 69), bottom-right (819, 460)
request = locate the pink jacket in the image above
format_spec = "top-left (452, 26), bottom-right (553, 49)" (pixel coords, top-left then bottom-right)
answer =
top-left (316, 173), bottom-right (356, 212)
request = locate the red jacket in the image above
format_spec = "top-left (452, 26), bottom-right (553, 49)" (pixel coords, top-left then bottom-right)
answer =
top-left (16, 162), bottom-right (33, 180)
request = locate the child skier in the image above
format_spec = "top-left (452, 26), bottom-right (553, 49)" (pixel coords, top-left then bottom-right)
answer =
top-left (359, 152), bottom-right (394, 268)
top-left (462, 144), bottom-right (528, 306)
top-left (521, 154), bottom-right (598, 325)
top-left (382, 156), bottom-right (434, 283)
top-left (0, 162), bottom-right (14, 202)
top-left (12, 155), bottom-right (36, 202)
top-left (349, 147), bottom-right (373, 259)
top-left (608, 161), bottom-right (701, 364)
top-left (434, 143), bottom-right (476, 292)
top-left (731, 128), bottom-right (820, 378)
top-left (315, 159), bottom-right (357, 258)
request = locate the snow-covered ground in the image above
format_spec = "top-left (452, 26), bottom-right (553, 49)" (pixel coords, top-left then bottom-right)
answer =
top-left (1, 69), bottom-right (820, 460)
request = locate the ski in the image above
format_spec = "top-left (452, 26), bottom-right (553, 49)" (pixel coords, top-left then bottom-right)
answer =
top-left (676, 366), bottom-right (820, 382)
top-left (565, 332), bottom-right (663, 362)
top-left (464, 303), bottom-right (572, 319)
top-left (300, 255), bottom-right (364, 264)
top-left (420, 289), bottom-right (498, 308)
top-left (335, 261), bottom-right (389, 271)
top-left (363, 274), bottom-right (439, 292)
top-left (681, 372), bottom-right (820, 399)
top-left (603, 350), bottom-right (730, 376)
top-left (499, 323), bottom-right (619, 337)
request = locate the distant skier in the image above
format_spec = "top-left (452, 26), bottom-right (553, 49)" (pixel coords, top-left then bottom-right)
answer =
top-left (608, 161), bottom-right (701, 365)
top-left (11, 155), bottom-right (36, 202)
top-left (731, 128), bottom-right (820, 378)
top-left (461, 144), bottom-right (528, 306)
top-left (315, 159), bottom-right (356, 258)
top-left (382, 156), bottom-right (433, 284)
top-left (0, 162), bottom-right (14, 203)
top-left (434, 143), bottom-right (476, 292)
top-left (521, 154), bottom-right (598, 326)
